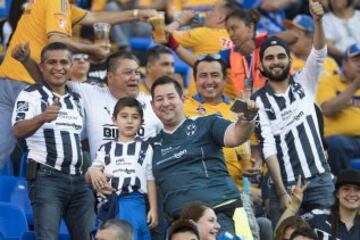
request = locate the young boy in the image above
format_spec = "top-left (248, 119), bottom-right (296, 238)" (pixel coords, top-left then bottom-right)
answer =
top-left (86, 97), bottom-right (158, 240)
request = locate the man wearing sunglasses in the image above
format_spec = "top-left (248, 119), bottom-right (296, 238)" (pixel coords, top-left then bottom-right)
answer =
top-left (70, 53), bottom-right (91, 83)
top-left (0, 0), bottom-right (159, 171)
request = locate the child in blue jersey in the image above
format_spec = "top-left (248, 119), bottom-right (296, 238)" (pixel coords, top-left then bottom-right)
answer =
top-left (86, 97), bottom-right (158, 240)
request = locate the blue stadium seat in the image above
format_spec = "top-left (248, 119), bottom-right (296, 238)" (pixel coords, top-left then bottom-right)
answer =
top-left (0, 202), bottom-right (28, 239)
top-left (19, 151), bottom-right (29, 178)
top-left (21, 231), bottom-right (70, 240)
top-left (0, 176), bottom-right (33, 225)
top-left (0, 160), bottom-right (14, 176)
top-left (351, 158), bottom-right (360, 169)
top-left (129, 37), bottom-right (153, 50)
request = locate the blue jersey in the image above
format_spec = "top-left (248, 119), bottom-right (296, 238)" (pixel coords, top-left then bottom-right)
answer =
top-left (150, 115), bottom-right (240, 217)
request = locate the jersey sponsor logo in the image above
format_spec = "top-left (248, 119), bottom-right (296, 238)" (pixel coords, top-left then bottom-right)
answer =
top-left (113, 168), bottom-right (135, 175)
top-left (58, 18), bottom-right (66, 29)
top-left (185, 123), bottom-right (196, 136)
top-left (61, 0), bottom-right (67, 14)
top-left (103, 124), bottom-right (145, 140)
top-left (16, 101), bottom-right (29, 112)
top-left (220, 37), bottom-right (234, 49)
top-left (15, 112), bottom-right (26, 122)
top-left (196, 105), bottom-right (206, 115)
top-left (88, 70), bottom-right (107, 80)
top-left (160, 146), bottom-right (180, 156)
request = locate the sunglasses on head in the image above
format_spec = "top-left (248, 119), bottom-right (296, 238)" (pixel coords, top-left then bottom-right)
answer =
top-left (72, 53), bottom-right (89, 61)
top-left (196, 54), bottom-right (222, 61)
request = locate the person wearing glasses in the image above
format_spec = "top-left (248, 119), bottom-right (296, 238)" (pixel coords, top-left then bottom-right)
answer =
top-left (12, 45), bottom-right (163, 167)
top-left (0, 0), bottom-right (159, 172)
top-left (70, 53), bottom-right (91, 82)
top-left (148, 76), bottom-right (259, 237)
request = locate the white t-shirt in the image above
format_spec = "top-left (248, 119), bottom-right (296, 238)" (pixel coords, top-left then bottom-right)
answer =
top-left (322, 11), bottom-right (360, 53)
top-left (68, 82), bottom-right (163, 159)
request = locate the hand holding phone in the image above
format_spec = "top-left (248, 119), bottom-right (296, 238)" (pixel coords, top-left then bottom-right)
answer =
top-left (231, 99), bottom-right (259, 121)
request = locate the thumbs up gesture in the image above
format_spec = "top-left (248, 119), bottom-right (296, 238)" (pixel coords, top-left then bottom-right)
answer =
top-left (309, 0), bottom-right (324, 21)
top-left (40, 98), bottom-right (60, 123)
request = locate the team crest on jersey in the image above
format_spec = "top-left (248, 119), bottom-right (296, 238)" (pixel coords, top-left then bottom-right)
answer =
top-left (16, 101), bottom-right (29, 112)
top-left (196, 105), bottom-right (206, 115)
top-left (185, 123), bottom-right (196, 136)
top-left (58, 18), bottom-right (66, 29)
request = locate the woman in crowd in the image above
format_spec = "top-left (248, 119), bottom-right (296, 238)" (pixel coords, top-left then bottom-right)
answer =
top-left (277, 169), bottom-right (360, 240)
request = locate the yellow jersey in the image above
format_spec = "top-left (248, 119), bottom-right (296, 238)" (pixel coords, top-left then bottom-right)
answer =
top-left (173, 27), bottom-right (233, 96)
top-left (316, 74), bottom-right (360, 137)
top-left (0, 0), bottom-right (87, 84)
top-left (184, 94), bottom-right (252, 188)
top-left (169, 0), bottom-right (222, 13)
top-left (291, 54), bottom-right (340, 77)
top-left (139, 81), bottom-right (151, 95)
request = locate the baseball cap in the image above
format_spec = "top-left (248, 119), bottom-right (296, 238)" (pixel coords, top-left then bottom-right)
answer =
top-left (335, 169), bottom-right (360, 189)
top-left (259, 36), bottom-right (291, 61)
top-left (343, 43), bottom-right (360, 60)
top-left (283, 14), bottom-right (314, 33)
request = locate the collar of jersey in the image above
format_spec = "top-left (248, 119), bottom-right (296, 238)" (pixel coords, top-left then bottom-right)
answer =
top-left (192, 93), bottom-right (231, 104)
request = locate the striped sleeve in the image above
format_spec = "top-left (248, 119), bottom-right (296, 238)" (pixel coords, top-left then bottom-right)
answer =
top-left (11, 91), bottom-right (38, 126)
top-left (255, 96), bottom-right (277, 159)
top-left (145, 144), bottom-right (154, 181)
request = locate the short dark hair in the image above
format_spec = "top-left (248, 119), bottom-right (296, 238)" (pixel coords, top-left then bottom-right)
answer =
top-left (289, 227), bottom-right (318, 240)
top-left (40, 42), bottom-right (72, 63)
top-left (112, 97), bottom-right (144, 122)
top-left (193, 56), bottom-right (227, 80)
top-left (151, 76), bottom-right (183, 99)
top-left (167, 219), bottom-right (200, 240)
top-left (180, 201), bottom-right (212, 222)
top-left (106, 51), bottom-right (139, 74)
top-left (329, 0), bottom-right (354, 12)
top-left (145, 45), bottom-right (173, 66)
top-left (99, 219), bottom-right (133, 240)
top-left (225, 8), bottom-right (260, 27)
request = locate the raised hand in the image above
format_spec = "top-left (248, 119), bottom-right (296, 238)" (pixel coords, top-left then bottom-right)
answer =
top-left (309, 0), bottom-right (324, 21)
top-left (291, 175), bottom-right (310, 205)
top-left (138, 9), bottom-right (158, 22)
top-left (40, 98), bottom-right (60, 123)
top-left (12, 42), bottom-right (30, 63)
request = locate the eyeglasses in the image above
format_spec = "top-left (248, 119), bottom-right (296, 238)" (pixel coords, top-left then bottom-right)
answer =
top-left (72, 54), bottom-right (89, 61)
top-left (196, 54), bottom-right (222, 61)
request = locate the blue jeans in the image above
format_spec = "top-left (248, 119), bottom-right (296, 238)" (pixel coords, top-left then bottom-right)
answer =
top-left (326, 135), bottom-right (360, 174)
top-left (117, 192), bottom-right (151, 240)
top-left (0, 78), bottom-right (28, 168)
top-left (29, 166), bottom-right (95, 240)
top-left (269, 172), bottom-right (334, 226)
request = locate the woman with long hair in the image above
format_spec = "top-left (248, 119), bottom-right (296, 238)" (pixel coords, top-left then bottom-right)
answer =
top-left (277, 169), bottom-right (360, 240)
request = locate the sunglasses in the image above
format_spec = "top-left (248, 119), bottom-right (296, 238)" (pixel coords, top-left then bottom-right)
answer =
top-left (72, 54), bottom-right (90, 61)
top-left (196, 54), bottom-right (222, 61)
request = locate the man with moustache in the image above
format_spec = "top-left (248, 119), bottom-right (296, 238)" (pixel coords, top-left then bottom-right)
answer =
top-left (252, 0), bottom-right (335, 226)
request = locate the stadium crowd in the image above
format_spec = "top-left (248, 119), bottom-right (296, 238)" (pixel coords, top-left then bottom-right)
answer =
top-left (0, 0), bottom-right (359, 240)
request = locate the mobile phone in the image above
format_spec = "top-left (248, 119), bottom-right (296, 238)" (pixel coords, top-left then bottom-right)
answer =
top-left (231, 99), bottom-right (258, 121)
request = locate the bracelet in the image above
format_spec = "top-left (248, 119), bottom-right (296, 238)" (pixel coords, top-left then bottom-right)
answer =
top-left (133, 9), bottom-right (139, 19)
top-left (166, 34), bottom-right (180, 50)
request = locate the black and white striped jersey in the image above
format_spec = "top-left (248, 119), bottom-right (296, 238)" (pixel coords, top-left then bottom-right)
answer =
top-left (68, 82), bottom-right (163, 160)
top-left (252, 47), bottom-right (330, 184)
top-left (12, 83), bottom-right (85, 175)
top-left (92, 139), bottom-right (154, 195)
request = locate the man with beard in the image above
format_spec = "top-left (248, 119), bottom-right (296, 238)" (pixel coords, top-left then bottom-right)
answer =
top-left (251, 0), bottom-right (335, 226)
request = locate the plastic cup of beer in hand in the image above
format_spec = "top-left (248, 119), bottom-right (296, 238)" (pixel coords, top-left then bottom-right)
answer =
top-left (93, 22), bottom-right (111, 43)
top-left (150, 12), bottom-right (167, 44)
